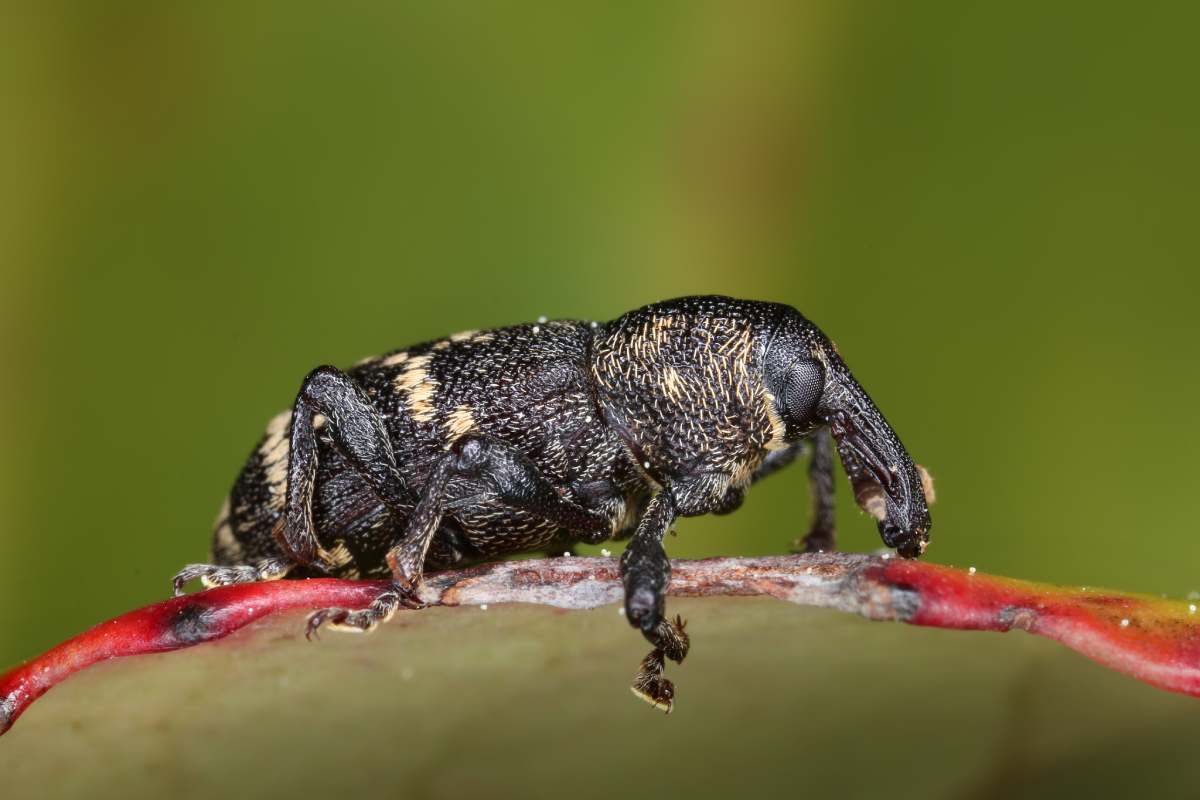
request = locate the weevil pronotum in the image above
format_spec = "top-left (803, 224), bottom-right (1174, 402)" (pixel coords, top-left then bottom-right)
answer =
top-left (173, 296), bottom-right (933, 710)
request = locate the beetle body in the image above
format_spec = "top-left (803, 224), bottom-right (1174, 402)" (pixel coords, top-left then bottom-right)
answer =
top-left (179, 295), bottom-right (932, 711)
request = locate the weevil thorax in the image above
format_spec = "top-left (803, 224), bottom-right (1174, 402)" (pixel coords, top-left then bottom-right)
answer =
top-left (589, 296), bottom-right (793, 494)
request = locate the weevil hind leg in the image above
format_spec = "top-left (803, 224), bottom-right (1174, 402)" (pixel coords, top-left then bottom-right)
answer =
top-left (171, 557), bottom-right (293, 596)
top-left (277, 365), bottom-right (413, 567)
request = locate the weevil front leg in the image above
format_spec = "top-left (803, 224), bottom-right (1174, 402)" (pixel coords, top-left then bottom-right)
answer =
top-left (753, 432), bottom-right (835, 554)
top-left (306, 433), bottom-right (612, 635)
top-left (620, 491), bottom-right (689, 713)
top-left (797, 427), bottom-right (836, 553)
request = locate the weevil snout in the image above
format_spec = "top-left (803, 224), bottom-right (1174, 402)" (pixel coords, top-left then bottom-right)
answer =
top-left (825, 396), bottom-right (931, 559)
top-left (764, 310), bottom-right (932, 557)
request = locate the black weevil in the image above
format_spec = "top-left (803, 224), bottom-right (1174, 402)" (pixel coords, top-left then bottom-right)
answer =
top-left (174, 295), bottom-right (932, 710)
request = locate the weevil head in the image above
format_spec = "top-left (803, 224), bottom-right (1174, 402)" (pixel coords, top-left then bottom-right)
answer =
top-left (764, 307), bottom-right (932, 558)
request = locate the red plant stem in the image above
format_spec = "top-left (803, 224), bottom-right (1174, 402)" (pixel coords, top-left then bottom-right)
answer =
top-left (3, 553), bottom-right (1198, 736)
top-left (875, 558), bottom-right (1200, 697)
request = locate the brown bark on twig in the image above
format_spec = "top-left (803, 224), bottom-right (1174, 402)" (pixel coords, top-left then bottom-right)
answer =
top-left (415, 553), bottom-right (905, 619)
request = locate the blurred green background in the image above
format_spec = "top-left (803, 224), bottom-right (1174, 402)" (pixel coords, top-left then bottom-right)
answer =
top-left (2, 1), bottom-right (1199, 794)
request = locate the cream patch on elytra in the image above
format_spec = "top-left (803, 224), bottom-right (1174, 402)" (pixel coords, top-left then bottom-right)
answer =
top-left (380, 351), bottom-right (410, 367)
top-left (259, 410), bottom-right (293, 510)
top-left (394, 354), bottom-right (438, 423)
top-left (443, 404), bottom-right (476, 442)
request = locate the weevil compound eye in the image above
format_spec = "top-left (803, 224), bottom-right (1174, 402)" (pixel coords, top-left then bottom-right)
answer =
top-left (782, 359), bottom-right (824, 425)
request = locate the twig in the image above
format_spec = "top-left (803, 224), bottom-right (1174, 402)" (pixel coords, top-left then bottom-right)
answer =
top-left (3, 552), bottom-right (1198, 736)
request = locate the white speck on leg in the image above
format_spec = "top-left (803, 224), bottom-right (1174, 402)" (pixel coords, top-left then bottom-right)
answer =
top-left (1120, 618), bottom-right (1130, 627)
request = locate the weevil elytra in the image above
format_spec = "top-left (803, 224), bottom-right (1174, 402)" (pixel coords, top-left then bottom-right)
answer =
top-left (174, 296), bottom-right (932, 710)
